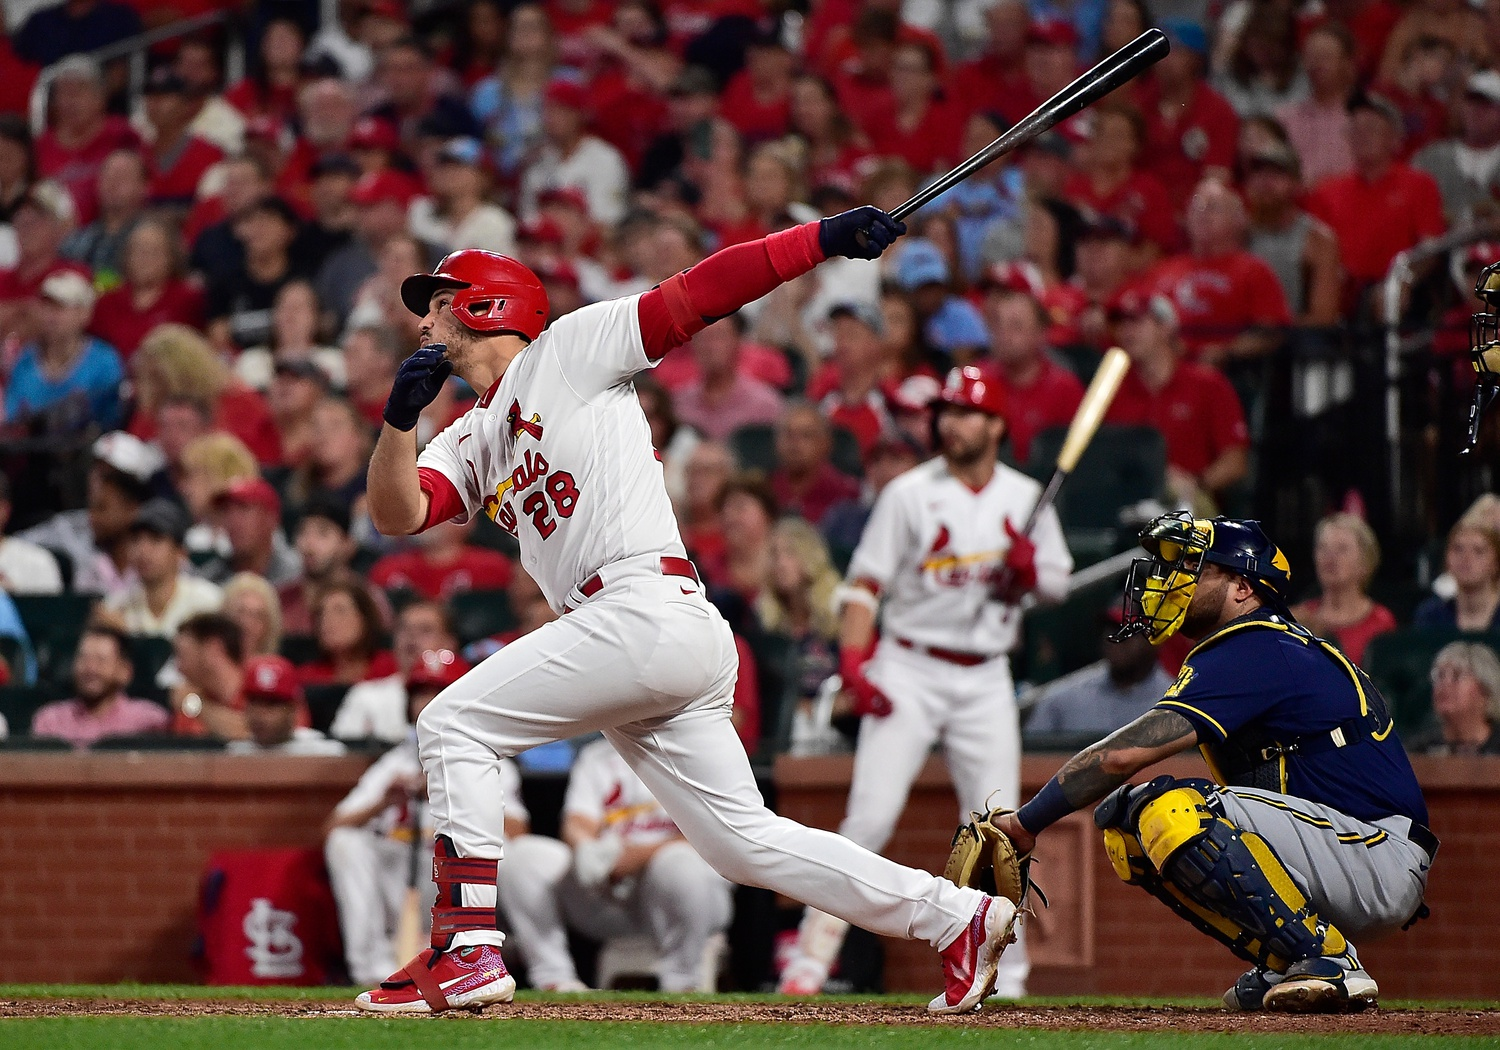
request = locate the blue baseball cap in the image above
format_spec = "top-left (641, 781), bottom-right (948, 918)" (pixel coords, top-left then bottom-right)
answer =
top-left (437, 136), bottom-right (486, 167)
top-left (1158, 18), bottom-right (1207, 58)
top-left (895, 239), bottom-right (950, 291)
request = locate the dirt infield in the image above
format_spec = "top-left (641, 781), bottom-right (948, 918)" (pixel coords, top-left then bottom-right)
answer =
top-left (2, 997), bottom-right (1497, 1034)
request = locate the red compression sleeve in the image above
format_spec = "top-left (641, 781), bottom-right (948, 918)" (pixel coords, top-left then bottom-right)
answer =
top-left (417, 466), bottom-right (465, 532)
top-left (638, 222), bottom-right (825, 360)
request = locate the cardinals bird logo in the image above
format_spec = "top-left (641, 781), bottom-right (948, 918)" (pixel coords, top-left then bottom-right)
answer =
top-left (506, 399), bottom-right (544, 440)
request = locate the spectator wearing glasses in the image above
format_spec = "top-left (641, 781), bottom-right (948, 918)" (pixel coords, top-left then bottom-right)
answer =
top-left (1409, 642), bottom-right (1500, 756)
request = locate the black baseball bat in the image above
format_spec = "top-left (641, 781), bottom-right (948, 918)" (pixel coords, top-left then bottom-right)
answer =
top-left (860, 28), bottom-right (1170, 242)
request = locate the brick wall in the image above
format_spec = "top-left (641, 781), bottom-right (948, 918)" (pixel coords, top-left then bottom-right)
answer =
top-left (0, 752), bottom-right (1495, 996)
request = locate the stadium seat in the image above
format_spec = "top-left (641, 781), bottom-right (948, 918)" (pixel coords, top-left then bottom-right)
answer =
top-left (0, 683), bottom-right (66, 736)
top-left (13, 593), bottom-right (96, 685)
top-left (1362, 628), bottom-right (1500, 735)
top-left (450, 589), bottom-right (517, 645)
top-left (91, 734), bottom-right (224, 752)
top-left (727, 423), bottom-right (777, 473)
top-left (1025, 424), bottom-right (1166, 532)
top-left (0, 735), bottom-right (70, 751)
top-left (303, 683), bottom-right (351, 736)
top-left (126, 636), bottom-right (174, 702)
top-left (278, 634), bottom-right (322, 666)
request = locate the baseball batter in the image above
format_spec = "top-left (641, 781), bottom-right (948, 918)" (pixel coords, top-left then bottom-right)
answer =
top-left (357, 209), bottom-right (1016, 1014)
top-left (324, 649), bottom-right (528, 986)
top-left (988, 513), bottom-right (1434, 1012)
top-left (497, 737), bottom-right (732, 992)
top-left (779, 366), bottom-right (1072, 997)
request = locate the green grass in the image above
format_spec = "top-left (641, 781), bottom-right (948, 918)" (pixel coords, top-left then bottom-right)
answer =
top-left (0, 1021), bottom-right (1494, 1050)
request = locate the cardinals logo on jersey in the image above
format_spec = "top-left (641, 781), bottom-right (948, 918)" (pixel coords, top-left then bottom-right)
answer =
top-left (927, 524), bottom-right (951, 555)
top-left (506, 399), bottom-right (544, 440)
top-left (919, 522), bottom-right (1001, 587)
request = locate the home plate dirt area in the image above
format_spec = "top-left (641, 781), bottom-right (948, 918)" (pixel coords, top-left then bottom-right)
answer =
top-left (2, 996), bottom-right (1498, 1034)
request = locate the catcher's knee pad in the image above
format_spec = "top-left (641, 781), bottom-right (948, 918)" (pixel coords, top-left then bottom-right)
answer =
top-left (1101, 828), bottom-right (1150, 885)
top-left (1132, 794), bottom-right (1348, 971)
top-left (430, 835), bottom-right (500, 949)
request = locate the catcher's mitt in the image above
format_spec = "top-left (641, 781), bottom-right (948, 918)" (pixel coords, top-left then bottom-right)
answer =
top-left (942, 808), bottom-right (1045, 911)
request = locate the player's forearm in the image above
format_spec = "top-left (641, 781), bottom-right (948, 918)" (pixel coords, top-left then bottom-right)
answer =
top-left (368, 424), bottom-right (428, 536)
top-left (838, 596), bottom-right (877, 653)
top-left (561, 812), bottom-right (601, 849)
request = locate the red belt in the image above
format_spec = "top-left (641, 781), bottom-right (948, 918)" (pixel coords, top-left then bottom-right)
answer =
top-left (894, 636), bottom-right (992, 667)
top-left (576, 556), bottom-right (700, 601)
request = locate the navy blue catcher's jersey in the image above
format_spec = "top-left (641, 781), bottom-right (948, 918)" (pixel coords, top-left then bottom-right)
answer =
top-left (1154, 612), bottom-right (1429, 828)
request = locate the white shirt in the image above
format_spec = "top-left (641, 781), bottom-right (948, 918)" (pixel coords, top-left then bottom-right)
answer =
top-left (417, 294), bottom-right (687, 612)
top-left (519, 135), bottom-right (629, 225)
top-left (227, 726), bottom-right (348, 756)
top-left (103, 573), bottom-right (224, 638)
top-left (409, 197), bottom-right (517, 257)
top-left (328, 673), bottom-right (409, 744)
top-left (334, 736), bottom-right (525, 838)
top-left (846, 458), bottom-right (1072, 656)
top-left (563, 738), bottom-right (679, 847)
top-left (0, 536), bottom-right (62, 594)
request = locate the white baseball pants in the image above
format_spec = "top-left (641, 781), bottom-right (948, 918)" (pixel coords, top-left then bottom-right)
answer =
top-left (416, 574), bottom-right (984, 952)
top-left (498, 834), bottom-right (733, 990)
top-left (324, 827), bottom-right (435, 985)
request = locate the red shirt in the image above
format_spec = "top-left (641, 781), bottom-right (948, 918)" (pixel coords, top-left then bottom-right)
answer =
top-left (1063, 169), bottom-right (1181, 253)
top-left (296, 651), bottom-right (399, 687)
top-left (1148, 251), bottom-right (1292, 356)
top-left (649, 340), bottom-right (791, 393)
top-left (128, 384), bottom-right (281, 465)
top-left (1138, 80), bottom-right (1240, 207)
top-left (953, 53), bottom-right (1029, 124)
top-left (34, 117), bottom-right (142, 225)
top-left (860, 96), bottom-right (967, 175)
top-left (732, 633), bottom-right (760, 753)
top-left (984, 357), bottom-right (1084, 465)
top-left (720, 70), bottom-right (792, 143)
top-left (147, 135), bottom-right (223, 206)
top-left (547, 0), bottom-right (613, 69)
top-left (369, 547), bottom-right (516, 601)
top-left (1105, 360), bottom-right (1249, 476)
top-left (224, 79), bottom-right (300, 125)
top-left (1296, 599), bottom-right (1398, 665)
top-left (0, 38), bottom-right (38, 118)
top-left (89, 280), bottom-right (206, 360)
top-left (0, 259), bottom-right (89, 304)
top-left (1039, 282), bottom-right (1091, 348)
top-left (1305, 163), bottom-right (1446, 284)
top-left (588, 66), bottom-right (669, 170)
top-left (770, 462), bottom-right (860, 526)
top-left (832, 68), bottom-right (893, 140)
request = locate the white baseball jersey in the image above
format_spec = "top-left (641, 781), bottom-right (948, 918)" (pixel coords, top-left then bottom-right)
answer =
top-left (334, 736), bottom-right (527, 839)
top-left (564, 738), bottom-right (681, 847)
top-left (846, 458), bottom-right (1073, 656)
top-left (416, 295), bottom-right (686, 612)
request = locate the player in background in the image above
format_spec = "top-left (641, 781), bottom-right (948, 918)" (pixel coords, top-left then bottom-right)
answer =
top-left (358, 208), bottom-right (1018, 1015)
top-left (324, 649), bottom-right (529, 986)
top-left (778, 366), bottom-right (1073, 997)
top-left (497, 737), bottom-right (733, 992)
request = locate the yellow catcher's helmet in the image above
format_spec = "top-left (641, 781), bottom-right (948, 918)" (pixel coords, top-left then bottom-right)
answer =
top-left (1467, 259), bottom-right (1500, 451)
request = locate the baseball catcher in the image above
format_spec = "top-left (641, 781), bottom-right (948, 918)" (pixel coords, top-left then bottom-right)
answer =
top-left (964, 512), bottom-right (1435, 1012)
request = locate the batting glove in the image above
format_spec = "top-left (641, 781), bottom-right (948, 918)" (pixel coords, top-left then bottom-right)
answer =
top-left (819, 206), bottom-right (906, 261)
top-left (384, 343), bottom-right (452, 432)
top-left (839, 643), bottom-right (892, 718)
top-left (993, 519), bottom-right (1038, 605)
top-left (572, 834), bottom-right (624, 890)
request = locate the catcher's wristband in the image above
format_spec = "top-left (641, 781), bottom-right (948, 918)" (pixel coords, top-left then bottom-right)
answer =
top-left (1016, 777), bottom-right (1074, 835)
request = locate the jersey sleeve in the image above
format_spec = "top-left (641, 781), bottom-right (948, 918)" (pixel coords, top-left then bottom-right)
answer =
top-left (1153, 638), bottom-right (1283, 743)
top-left (546, 294), bottom-right (653, 401)
top-left (561, 741), bottom-right (610, 823)
top-left (414, 413), bottom-right (483, 528)
top-left (498, 757), bottom-right (529, 826)
top-left (844, 477), bottom-right (916, 595)
top-left (1029, 501), bottom-right (1073, 603)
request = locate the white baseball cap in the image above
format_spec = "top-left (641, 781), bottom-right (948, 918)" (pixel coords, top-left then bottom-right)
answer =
top-left (1469, 70), bottom-right (1500, 106)
top-left (40, 269), bottom-right (96, 310)
top-left (93, 431), bottom-right (166, 483)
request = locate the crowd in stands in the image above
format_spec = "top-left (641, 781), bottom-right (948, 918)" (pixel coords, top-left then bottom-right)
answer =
top-left (0, 0), bottom-right (1495, 765)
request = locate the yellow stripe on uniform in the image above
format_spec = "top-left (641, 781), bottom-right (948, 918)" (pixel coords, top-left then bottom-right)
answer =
top-left (1232, 793), bottom-right (1390, 847)
top-left (1158, 699), bottom-right (1227, 739)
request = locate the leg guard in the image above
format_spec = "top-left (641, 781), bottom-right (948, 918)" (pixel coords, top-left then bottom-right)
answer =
top-left (430, 835), bottom-right (500, 949)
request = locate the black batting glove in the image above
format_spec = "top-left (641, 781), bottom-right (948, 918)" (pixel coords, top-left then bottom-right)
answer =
top-left (384, 343), bottom-right (453, 432)
top-left (819, 206), bottom-right (906, 261)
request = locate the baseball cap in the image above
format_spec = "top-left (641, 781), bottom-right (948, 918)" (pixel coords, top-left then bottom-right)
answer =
top-left (1347, 90), bottom-right (1404, 131)
top-left (18, 181), bottom-right (76, 226)
top-left (40, 269), bottom-right (96, 310)
top-left (1109, 286), bottom-right (1178, 327)
top-left (538, 185), bottom-right (590, 213)
top-left (1077, 212), bottom-right (1137, 243)
top-left (884, 372), bottom-right (942, 413)
top-left (364, 0), bottom-right (408, 24)
top-left (518, 217), bottom-right (566, 245)
top-left (243, 655), bottom-right (302, 705)
top-left (1158, 18), bottom-right (1208, 58)
top-left (240, 194), bottom-right (301, 227)
top-left (1468, 70), bottom-right (1500, 106)
top-left (130, 498), bottom-right (189, 544)
top-left (1027, 17), bottom-right (1079, 49)
top-left (93, 431), bottom-right (166, 483)
top-left (437, 136), bottom-right (486, 166)
top-left (214, 476), bottom-right (281, 515)
top-left (828, 300), bottom-right (885, 335)
top-left (407, 648), bottom-right (471, 689)
top-left (543, 79), bottom-right (588, 111)
top-left (978, 259), bottom-right (1046, 298)
top-left (534, 257), bottom-right (580, 290)
top-left (243, 114), bottom-right (285, 143)
top-left (350, 169), bottom-right (419, 208)
top-left (311, 153), bottom-right (361, 179)
top-left (298, 493), bottom-right (352, 535)
top-left (1026, 131), bottom-right (1073, 161)
top-left (1243, 142), bottom-right (1301, 178)
top-left (349, 115), bottom-right (401, 153)
top-left (143, 66), bottom-right (189, 96)
top-left (273, 357), bottom-right (332, 387)
top-left (866, 431), bottom-right (924, 461)
top-left (894, 239), bottom-right (950, 291)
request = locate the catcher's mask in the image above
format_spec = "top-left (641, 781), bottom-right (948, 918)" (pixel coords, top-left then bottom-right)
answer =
top-left (1113, 512), bottom-right (1293, 645)
top-left (1467, 259), bottom-right (1500, 451)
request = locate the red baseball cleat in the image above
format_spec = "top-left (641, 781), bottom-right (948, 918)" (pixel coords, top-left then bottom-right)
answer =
top-left (355, 945), bottom-right (516, 1014)
top-left (927, 896), bottom-right (1019, 1014)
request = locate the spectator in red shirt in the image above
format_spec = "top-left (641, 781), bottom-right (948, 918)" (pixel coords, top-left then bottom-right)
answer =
top-left (810, 301), bottom-right (892, 456)
top-left (720, 27), bottom-right (794, 144)
top-left (141, 67), bottom-right (224, 209)
top-left (1063, 102), bottom-right (1178, 257)
top-left (1276, 24), bottom-right (1358, 187)
top-left (1149, 179), bottom-right (1292, 362)
top-left (299, 576), bottom-right (398, 686)
top-left (370, 519), bottom-right (515, 601)
top-left (769, 402), bottom-right (861, 527)
top-left (712, 471), bottom-right (778, 601)
top-left (831, 8), bottom-right (899, 136)
top-left (226, 17), bottom-right (308, 127)
top-left (1290, 512), bottom-right (1398, 665)
top-left (0, 182), bottom-right (86, 344)
top-left (33, 56), bottom-right (141, 225)
top-left (953, 0), bottom-right (1031, 119)
top-left (863, 40), bottom-right (965, 176)
top-left (1305, 91), bottom-right (1447, 288)
top-left (169, 611), bottom-right (248, 740)
top-left (1137, 19), bottom-right (1238, 209)
top-left (1106, 287), bottom-right (1249, 510)
top-left (1005, 18), bottom-right (1083, 129)
top-left (980, 288), bottom-right (1084, 464)
top-left (673, 318), bottom-right (785, 441)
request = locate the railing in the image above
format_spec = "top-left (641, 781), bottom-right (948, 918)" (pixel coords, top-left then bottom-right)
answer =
top-left (26, 10), bottom-right (245, 135)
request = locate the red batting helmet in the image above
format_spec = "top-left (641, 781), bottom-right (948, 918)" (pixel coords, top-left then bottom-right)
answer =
top-left (937, 365), bottom-right (1005, 418)
top-left (401, 249), bottom-right (550, 341)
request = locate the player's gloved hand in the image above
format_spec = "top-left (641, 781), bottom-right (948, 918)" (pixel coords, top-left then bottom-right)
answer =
top-left (384, 343), bottom-right (452, 432)
top-left (993, 519), bottom-right (1038, 605)
top-left (819, 206), bottom-right (906, 261)
top-left (572, 834), bottom-right (624, 890)
top-left (839, 643), bottom-right (892, 718)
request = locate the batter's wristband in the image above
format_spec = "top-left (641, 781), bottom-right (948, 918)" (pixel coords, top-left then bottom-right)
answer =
top-left (1016, 778), bottom-right (1074, 835)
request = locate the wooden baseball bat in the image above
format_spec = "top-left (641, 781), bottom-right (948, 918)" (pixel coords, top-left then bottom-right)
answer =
top-left (393, 795), bottom-right (426, 963)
